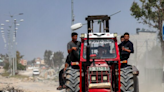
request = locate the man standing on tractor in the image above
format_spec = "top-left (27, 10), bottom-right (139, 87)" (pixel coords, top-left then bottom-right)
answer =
top-left (120, 32), bottom-right (134, 61)
top-left (118, 35), bottom-right (124, 51)
top-left (57, 32), bottom-right (81, 90)
top-left (118, 35), bottom-right (124, 60)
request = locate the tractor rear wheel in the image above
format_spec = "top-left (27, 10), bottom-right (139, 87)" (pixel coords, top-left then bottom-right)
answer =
top-left (120, 65), bottom-right (134, 92)
top-left (65, 67), bottom-right (80, 92)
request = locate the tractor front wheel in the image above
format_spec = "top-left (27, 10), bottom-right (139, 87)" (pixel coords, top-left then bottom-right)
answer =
top-left (120, 65), bottom-right (134, 92)
top-left (65, 67), bottom-right (80, 92)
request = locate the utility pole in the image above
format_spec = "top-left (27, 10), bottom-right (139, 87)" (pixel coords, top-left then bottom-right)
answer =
top-left (7, 29), bottom-right (12, 76)
top-left (8, 26), bottom-right (13, 76)
top-left (71, 0), bottom-right (74, 25)
top-left (0, 13), bottom-right (23, 76)
top-left (14, 19), bottom-right (17, 74)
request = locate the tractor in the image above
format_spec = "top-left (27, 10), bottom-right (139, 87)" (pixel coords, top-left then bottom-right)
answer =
top-left (65, 15), bottom-right (139, 92)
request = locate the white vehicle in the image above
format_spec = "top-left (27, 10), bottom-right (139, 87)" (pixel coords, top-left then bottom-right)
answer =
top-left (33, 68), bottom-right (40, 76)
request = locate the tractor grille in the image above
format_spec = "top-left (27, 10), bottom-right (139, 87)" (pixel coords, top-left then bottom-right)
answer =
top-left (88, 67), bottom-right (111, 83)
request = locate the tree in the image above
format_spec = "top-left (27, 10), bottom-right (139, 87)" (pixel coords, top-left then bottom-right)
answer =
top-left (0, 54), bottom-right (9, 70)
top-left (27, 59), bottom-right (35, 66)
top-left (17, 63), bottom-right (26, 70)
top-left (3, 62), bottom-right (9, 70)
top-left (32, 58), bottom-right (35, 64)
top-left (16, 51), bottom-right (24, 63)
top-left (44, 50), bottom-right (53, 68)
top-left (53, 51), bottom-right (64, 71)
top-left (44, 50), bottom-right (64, 69)
top-left (27, 61), bottom-right (32, 66)
top-left (130, 0), bottom-right (164, 55)
top-left (16, 51), bottom-right (26, 70)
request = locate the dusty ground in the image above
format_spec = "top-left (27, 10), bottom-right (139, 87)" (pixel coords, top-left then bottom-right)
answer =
top-left (0, 75), bottom-right (65, 92)
top-left (0, 69), bottom-right (65, 92)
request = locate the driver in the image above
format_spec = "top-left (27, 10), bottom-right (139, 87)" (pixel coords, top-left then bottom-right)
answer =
top-left (97, 46), bottom-right (104, 58)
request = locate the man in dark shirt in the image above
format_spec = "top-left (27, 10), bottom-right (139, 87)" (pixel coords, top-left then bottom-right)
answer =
top-left (118, 35), bottom-right (124, 60)
top-left (120, 32), bottom-right (134, 61)
top-left (118, 35), bottom-right (124, 51)
top-left (66, 33), bottom-right (81, 65)
top-left (57, 32), bottom-right (80, 90)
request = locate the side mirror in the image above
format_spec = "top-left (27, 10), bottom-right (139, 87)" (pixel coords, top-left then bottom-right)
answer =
top-left (71, 23), bottom-right (83, 31)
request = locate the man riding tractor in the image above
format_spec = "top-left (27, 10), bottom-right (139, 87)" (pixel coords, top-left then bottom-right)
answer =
top-left (57, 32), bottom-right (80, 90)
top-left (119, 32), bottom-right (134, 66)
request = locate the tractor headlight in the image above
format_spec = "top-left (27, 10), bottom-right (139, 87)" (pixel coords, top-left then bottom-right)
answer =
top-left (103, 76), bottom-right (108, 81)
top-left (91, 76), bottom-right (96, 81)
top-left (81, 33), bottom-right (85, 38)
top-left (114, 33), bottom-right (117, 37)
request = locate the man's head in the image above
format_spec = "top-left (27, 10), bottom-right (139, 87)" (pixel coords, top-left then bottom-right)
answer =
top-left (71, 32), bottom-right (78, 41)
top-left (120, 35), bottom-right (124, 42)
top-left (124, 32), bottom-right (130, 41)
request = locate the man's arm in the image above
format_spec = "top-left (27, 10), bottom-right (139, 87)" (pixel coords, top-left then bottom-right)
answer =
top-left (122, 47), bottom-right (131, 53)
top-left (67, 42), bottom-right (71, 53)
top-left (64, 63), bottom-right (69, 71)
top-left (129, 42), bottom-right (134, 53)
top-left (68, 47), bottom-right (77, 53)
top-left (122, 42), bottom-right (134, 53)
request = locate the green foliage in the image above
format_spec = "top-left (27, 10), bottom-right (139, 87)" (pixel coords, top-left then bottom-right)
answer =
top-left (130, 0), bottom-right (162, 28)
top-left (16, 51), bottom-right (26, 70)
top-left (1, 72), bottom-right (10, 77)
top-left (53, 51), bottom-right (64, 68)
top-left (17, 63), bottom-right (26, 70)
top-left (44, 50), bottom-right (64, 69)
top-left (130, 0), bottom-right (164, 54)
top-left (44, 50), bottom-right (53, 67)
top-left (11, 74), bottom-right (28, 79)
top-left (131, 2), bottom-right (143, 20)
top-left (3, 62), bottom-right (9, 70)
top-left (16, 51), bottom-right (24, 63)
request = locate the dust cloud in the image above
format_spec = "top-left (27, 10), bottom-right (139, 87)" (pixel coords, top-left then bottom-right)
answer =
top-left (137, 45), bottom-right (163, 92)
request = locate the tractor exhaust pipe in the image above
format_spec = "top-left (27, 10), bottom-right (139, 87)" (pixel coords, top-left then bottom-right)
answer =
top-left (86, 20), bottom-right (90, 65)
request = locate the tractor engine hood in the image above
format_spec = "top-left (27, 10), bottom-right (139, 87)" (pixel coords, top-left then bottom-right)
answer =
top-left (90, 61), bottom-right (109, 67)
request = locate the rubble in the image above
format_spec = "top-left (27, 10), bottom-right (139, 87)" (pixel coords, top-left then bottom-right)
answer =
top-left (0, 74), bottom-right (63, 92)
top-left (39, 69), bottom-right (59, 80)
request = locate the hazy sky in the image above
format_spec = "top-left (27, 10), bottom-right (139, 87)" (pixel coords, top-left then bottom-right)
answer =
top-left (0, 0), bottom-right (149, 60)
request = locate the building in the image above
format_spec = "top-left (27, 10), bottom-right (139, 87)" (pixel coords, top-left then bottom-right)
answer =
top-left (19, 59), bottom-right (27, 66)
top-left (35, 57), bottom-right (41, 64)
top-left (41, 60), bottom-right (45, 64)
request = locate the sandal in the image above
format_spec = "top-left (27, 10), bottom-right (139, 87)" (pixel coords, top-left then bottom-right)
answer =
top-left (63, 85), bottom-right (66, 89)
top-left (57, 86), bottom-right (63, 90)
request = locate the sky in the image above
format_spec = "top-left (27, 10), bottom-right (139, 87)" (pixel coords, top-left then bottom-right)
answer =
top-left (0, 0), bottom-right (149, 61)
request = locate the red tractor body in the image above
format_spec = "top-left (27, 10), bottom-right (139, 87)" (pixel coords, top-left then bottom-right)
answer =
top-left (66, 15), bottom-right (139, 92)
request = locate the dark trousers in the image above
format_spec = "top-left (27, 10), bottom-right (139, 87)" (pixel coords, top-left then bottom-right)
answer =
top-left (120, 54), bottom-right (129, 68)
top-left (120, 54), bottom-right (130, 61)
top-left (59, 68), bottom-right (65, 86)
top-left (70, 50), bottom-right (79, 62)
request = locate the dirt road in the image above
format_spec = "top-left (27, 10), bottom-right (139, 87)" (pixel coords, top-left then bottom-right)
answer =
top-left (0, 75), bottom-right (65, 92)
